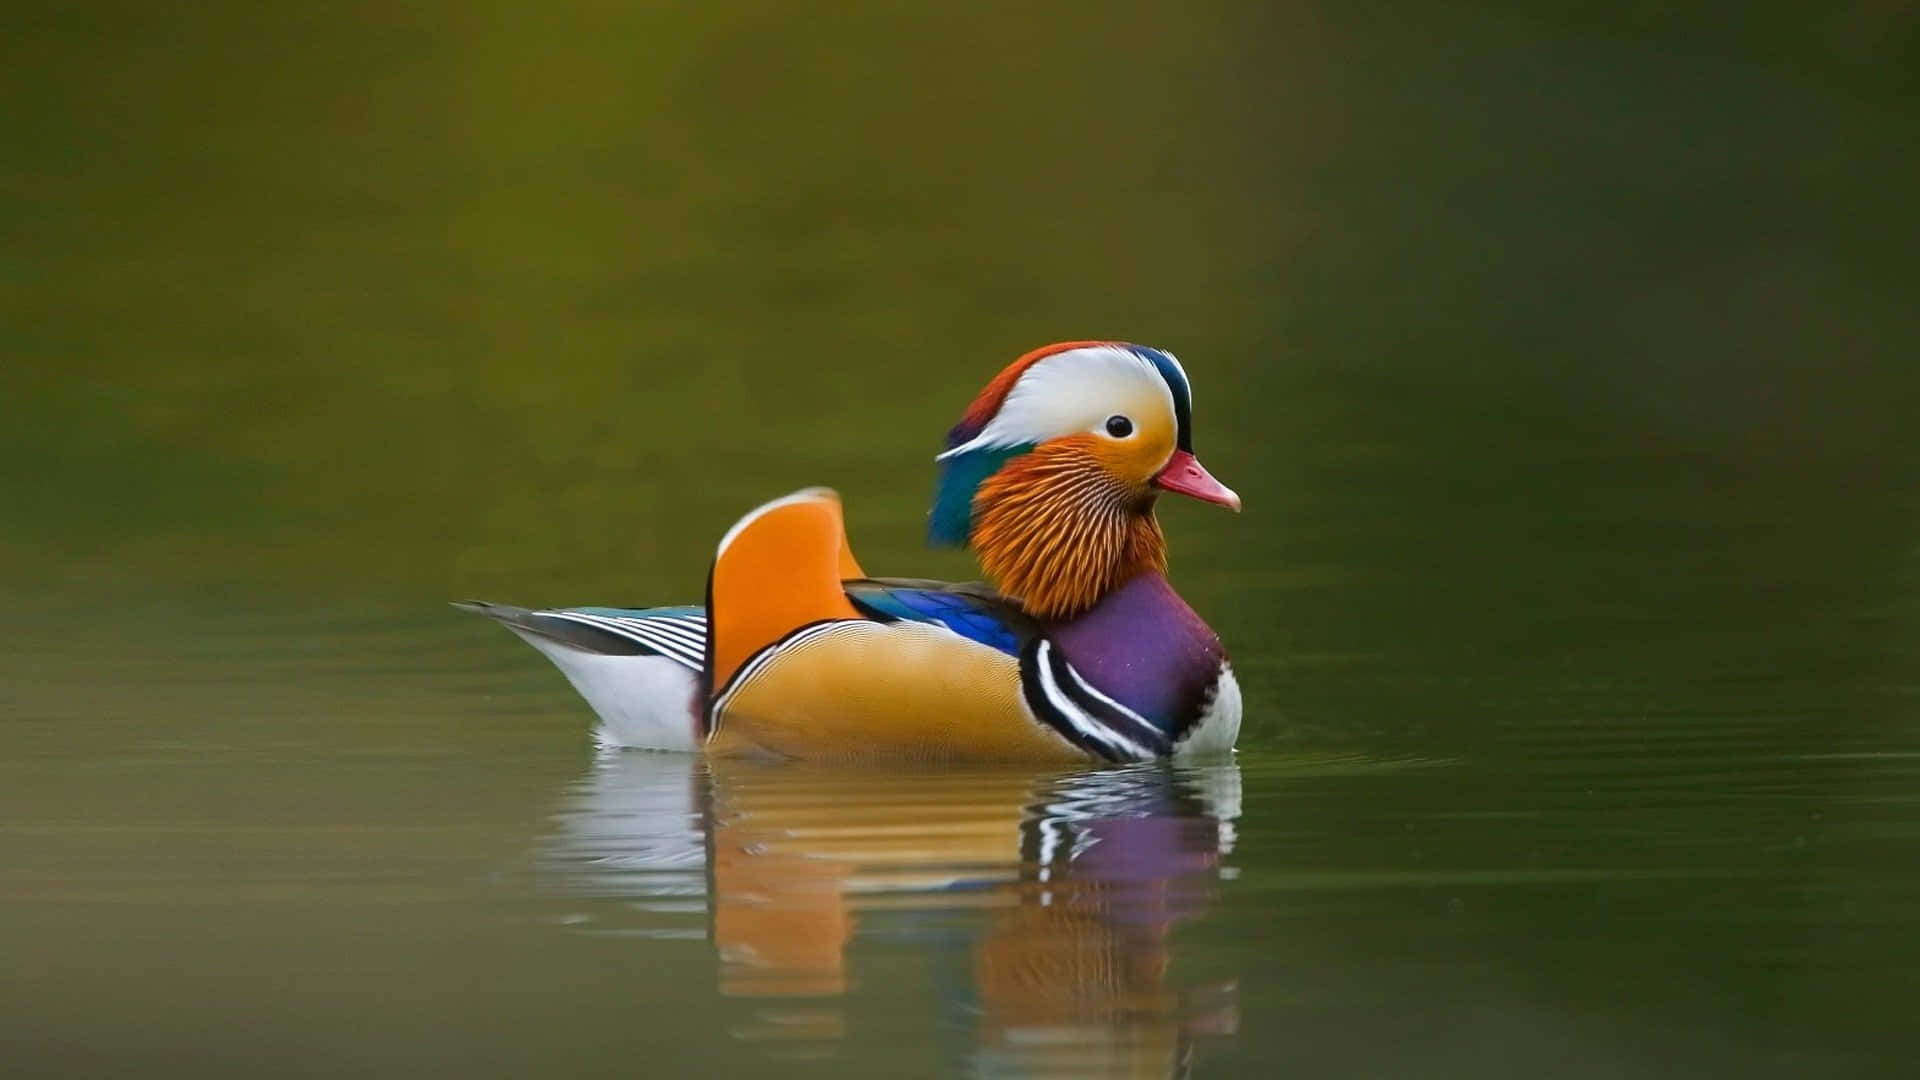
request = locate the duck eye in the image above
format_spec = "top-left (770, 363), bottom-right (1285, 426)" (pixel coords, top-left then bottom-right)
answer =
top-left (1105, 415), bottom-right (1134, 438)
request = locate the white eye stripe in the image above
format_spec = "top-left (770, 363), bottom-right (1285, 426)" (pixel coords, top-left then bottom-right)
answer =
top-left (937, 345), bottom-right (1176, 460)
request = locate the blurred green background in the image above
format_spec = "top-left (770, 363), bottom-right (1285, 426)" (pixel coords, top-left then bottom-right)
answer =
top-left (7, 2), bottom-right (1915, 608)
top-left (4, 3), bottom-right (1920, 1076)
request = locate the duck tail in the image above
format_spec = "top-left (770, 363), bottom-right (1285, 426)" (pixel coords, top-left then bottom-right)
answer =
top-left (455, 600), bottom-right (708, 751)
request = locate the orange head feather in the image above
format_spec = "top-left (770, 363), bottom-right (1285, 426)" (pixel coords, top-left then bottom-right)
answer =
top-left (971, 436), bottom-right (1168, 618)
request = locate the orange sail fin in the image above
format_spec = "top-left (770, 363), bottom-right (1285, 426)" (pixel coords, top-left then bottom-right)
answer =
top-left (707, 488), bottom-right (864, 695)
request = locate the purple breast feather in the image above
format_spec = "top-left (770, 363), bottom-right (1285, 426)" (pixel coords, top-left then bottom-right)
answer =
top-left (1044, 572), bottom-right (1225, 733)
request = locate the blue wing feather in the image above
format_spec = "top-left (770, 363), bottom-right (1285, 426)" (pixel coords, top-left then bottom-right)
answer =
top-left (844, 581), bottom-right (1029, 656)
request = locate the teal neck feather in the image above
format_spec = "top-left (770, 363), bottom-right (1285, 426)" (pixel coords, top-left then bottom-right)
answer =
top-left (928, 444), bottom-right (1032, 547)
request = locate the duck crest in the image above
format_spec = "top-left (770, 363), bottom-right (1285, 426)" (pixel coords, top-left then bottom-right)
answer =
top-left (970, 436), bottom-right (1167, 619)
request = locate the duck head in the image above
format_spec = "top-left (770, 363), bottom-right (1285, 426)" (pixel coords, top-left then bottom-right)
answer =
top-left (930, 341), bottom-right (1240, 619)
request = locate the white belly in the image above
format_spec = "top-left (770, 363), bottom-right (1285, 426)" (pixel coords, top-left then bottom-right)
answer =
top-left (1173, 664), bottom-right (1241, 758)
top-left (515, 633), bottom-right (703, 752)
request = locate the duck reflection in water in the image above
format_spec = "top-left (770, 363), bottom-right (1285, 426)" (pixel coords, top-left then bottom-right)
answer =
top-left (539, 754), bottom-right (1242, 1074)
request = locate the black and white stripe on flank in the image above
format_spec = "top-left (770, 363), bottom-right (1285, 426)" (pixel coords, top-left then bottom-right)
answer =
top-left (1019, 640), bottom-right (1168, 762)
top-left (546, 612), bottom-right (707, 671)
top-left (708, 619), bottom-right (868, 721)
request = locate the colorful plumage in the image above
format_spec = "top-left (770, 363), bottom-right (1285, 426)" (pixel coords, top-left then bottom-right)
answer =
top-left (461, 341), bottom-right (1242, 762)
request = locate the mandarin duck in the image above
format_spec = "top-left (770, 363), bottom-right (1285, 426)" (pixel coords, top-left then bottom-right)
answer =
top-left (460, 341), bottom-right (1242, 762)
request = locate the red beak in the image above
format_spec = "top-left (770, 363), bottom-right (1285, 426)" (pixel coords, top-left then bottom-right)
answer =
top-left (1153, 450), bottom-right (1241, 511)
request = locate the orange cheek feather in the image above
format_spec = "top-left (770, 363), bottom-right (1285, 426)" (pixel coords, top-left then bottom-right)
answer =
top-left (971, 437), bottom-right (1169, 619)
top-left (1085, 425), bottom-right (1176, 493)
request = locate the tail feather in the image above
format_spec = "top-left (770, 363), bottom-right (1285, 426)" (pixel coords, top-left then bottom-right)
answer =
top-left (454, 600), bottom-right (657, 657)
top-left (457, 600), bottom-right (705, 751)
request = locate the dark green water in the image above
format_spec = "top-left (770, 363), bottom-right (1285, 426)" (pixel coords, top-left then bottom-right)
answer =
top-left (5, 3), bottom-right (1919, 1076)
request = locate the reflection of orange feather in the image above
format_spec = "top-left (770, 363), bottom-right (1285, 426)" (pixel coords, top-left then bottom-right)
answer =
top-left (711, 843), bottom-right (855, 996)
top-left (973, 438), bottom-right (1168, 618)
top-left (972, 900), bottom-right (1183, 1076)
top-left (975, 902), bottom-right (1173, 1014)
top-left (707, 762), bottom-right (1042, 996)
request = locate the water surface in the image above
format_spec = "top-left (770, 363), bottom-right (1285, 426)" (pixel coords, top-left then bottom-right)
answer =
top-left (4, 584), bottom-right (1915, 1076)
